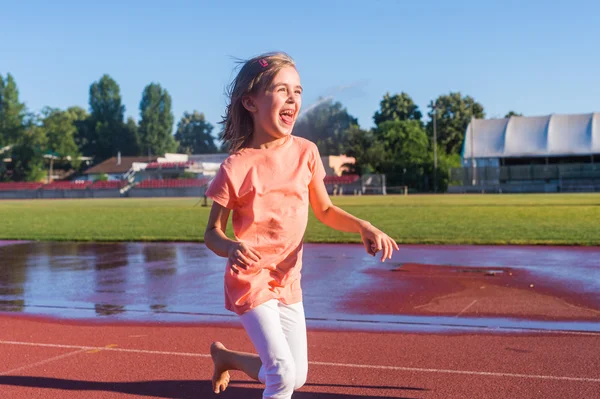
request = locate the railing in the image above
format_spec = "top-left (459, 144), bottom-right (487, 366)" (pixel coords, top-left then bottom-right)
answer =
top-left (451, 163), bottom-right (600, 186)
top-left (135, 178), bottom-right (209, 189)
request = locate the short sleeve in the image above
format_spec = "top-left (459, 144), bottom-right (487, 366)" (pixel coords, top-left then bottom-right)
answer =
top-left (309, 143), bottom-right (327, 184)
top-left (205, 163), bottom-right (237, 209)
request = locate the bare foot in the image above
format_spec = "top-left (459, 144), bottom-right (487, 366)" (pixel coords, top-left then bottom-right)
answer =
top-left (211, 342), bottom-right (231, 394)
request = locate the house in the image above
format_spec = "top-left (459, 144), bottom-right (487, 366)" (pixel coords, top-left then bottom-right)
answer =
top-left (82, 155), bottom-right (156, 181)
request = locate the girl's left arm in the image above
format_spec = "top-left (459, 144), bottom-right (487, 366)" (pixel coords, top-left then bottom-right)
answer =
top-left (308, 178), bottom-right (399, 262)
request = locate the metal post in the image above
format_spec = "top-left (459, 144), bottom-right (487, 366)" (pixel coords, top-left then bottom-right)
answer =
top-left (470, 119), bottom-right (476, 186)
top-left (48, 157), bottom-right (53, 184)
top-left (433, 103), bottom-right (438, 193)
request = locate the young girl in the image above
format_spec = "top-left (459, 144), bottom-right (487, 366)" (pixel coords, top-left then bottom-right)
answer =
top-left (204, 51), bottom-right (398, 399)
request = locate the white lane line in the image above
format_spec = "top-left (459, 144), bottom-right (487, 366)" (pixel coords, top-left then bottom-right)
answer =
top-left (0, 349), bottom-right (87, 376)
top-left (0, 340), bottom-right (598, 383)
top-left (310, 361), bottom-right (600, 383)
top-left (455, 300), bottom-right (478, 317)
top-left (0, 340), bottom-right (210, 358)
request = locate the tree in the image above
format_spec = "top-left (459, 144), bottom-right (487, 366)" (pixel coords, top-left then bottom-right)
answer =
top-left (41, 107), bottom-right (82, 169)
top-left (424, 148), bottom-right (462, 193)
top-left (89, 75), bottom-right (125, 124)
top-left (138, 83), bottom-right (177, 156)
top-left (505, 111), bottom-right (522, 118)
top-left (10, 113), bottom-right (47, 182)
top-left (376, 120), bottom-right (429, 166)
top-left (72, 108), bottom-right (94, 158)
top-left (342, 120), bottom-right (431, 190)
top-left (0, 159), bottom-right (7, 181)
top-left (175, 111), bottom-right (216, 154)
top-left (0, 73), bottom-right (26, 148)
top-left (119, 117), bottom-right (141, 156)
top-left (343, 125), bottom-right (383, 175)
top-left (0, 74), bottom-right (27, 180)
top-left (374, 120), bottom-right (429, 189)
top-left (426, 92), bottom-right (485, 155)
top-left (87, 75), bottom-right (127, 161)
top-left (373, 92), bottom-right (422, 127)
top-left (293, 98), bottom-right (358, 155)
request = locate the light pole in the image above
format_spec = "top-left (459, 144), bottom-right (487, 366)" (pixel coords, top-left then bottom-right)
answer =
top-left (432, 102), bottom-right (438, 193)
top-left (470, 118), bottom-right (476, 186)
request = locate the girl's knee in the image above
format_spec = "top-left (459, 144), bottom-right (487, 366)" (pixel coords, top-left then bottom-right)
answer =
top-left (294, 363), bottom-right (308, 390)
top-left (265, 361), bottom-right (297, 396)
top-left (294, 373), bottom-right (307, 390)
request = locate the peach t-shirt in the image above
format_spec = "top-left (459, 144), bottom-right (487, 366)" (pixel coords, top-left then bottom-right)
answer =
top-left (205, 135), bottom-right (326, 315)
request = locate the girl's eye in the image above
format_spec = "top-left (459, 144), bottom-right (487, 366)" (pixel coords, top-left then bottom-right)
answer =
top-left (279, 87), bottom-right (286, 92)
top-left (295, 90), bottom-right (302, 95)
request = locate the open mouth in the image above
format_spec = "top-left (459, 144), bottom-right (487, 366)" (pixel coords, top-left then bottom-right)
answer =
top-left (279, 109), bottom-right (295, 125)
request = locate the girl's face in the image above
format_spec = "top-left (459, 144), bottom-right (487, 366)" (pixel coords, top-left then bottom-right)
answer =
top-left (248, 66), bottom-right (302, 141)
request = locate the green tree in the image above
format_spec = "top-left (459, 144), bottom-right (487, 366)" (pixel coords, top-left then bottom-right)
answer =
top-left (87, 74), bottom-right (127, 161)
top-left (0, 73), bottom-right (26, 148)
top-left (375, 120), bottom-right (429, 189)
top-left (373, 92), bottom-right (422, 127)
top-left (72, 107), bottom-right (93, 157)
top-left (10, 114), bottom-right (47, 182)
top-left (424, 149), bottom-right (462, 193)
top-left (89, 75), bottom-right (125, 124)
top-left (343, 125), bottom-right (382, 175)
top-left (120, 116), bottom-right (141, 156)
top-left (427, 92), bottom-right (485, 155)
top-left (138, 83), bottom-right (177, 156)
top-left (293, 98), bottom-right (358, 155)
top-left (505, 111), bottom-right (523, 118)
top-left (175, 111), bottom-right (216, 154)
top-left (0, 147), bottom-right (9, 181)
top-left (0, 74), bottom-right (28, 180)
top-left (41, 107), bottom-right (82, 169)
top-left (343, 121), bottom-right (430, 190)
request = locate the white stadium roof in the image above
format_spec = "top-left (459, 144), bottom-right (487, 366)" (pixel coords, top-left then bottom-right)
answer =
top-left (462, 113), bottom-right (600, 159)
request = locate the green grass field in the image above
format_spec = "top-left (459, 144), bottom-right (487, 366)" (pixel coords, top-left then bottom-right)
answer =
top-left (1, 194), bottom-right (599, 245)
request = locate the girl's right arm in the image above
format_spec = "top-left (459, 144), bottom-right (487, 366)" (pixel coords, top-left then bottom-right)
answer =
top-left (204, 201), bottom-right (236, 258)
top-left (204, 201), bottom-right (261, 273)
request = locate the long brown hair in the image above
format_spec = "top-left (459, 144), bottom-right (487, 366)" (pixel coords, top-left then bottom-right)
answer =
top-left (219, 52), bottom-right (296, 153)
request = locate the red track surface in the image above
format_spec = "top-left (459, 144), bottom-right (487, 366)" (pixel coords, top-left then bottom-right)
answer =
top-left (346, 263), bottom-right (600, 321)
top-left (0, 315), bottom-right (598, 399)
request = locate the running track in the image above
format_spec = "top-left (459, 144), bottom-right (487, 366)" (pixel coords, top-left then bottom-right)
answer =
top-left (0, 242), bottom-right (599, 398)
top-left (0, 315), bottom-right (598, 398)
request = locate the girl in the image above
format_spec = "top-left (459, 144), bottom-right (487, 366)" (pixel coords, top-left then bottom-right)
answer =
top-left (204, 51), bottom-right (398, 399)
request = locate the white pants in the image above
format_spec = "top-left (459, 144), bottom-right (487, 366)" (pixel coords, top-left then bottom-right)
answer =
top-left (239, 299), bottom-right (308, 399)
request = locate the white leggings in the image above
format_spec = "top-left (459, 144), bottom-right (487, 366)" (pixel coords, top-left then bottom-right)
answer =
top-left (239, 299), bottom-right (308, 399)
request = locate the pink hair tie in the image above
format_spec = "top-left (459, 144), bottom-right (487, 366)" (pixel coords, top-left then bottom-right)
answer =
top-left (258, 59), bottom-right (268, 68)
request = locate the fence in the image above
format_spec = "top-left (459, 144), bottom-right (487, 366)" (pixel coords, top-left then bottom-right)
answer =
top-left (449, 163), bottom-right (600, 193)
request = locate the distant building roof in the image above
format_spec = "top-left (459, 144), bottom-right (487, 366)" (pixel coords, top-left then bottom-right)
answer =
top-left (83, 156), bottom-right (156, 175)
top-left (188, 153), bottom-right (229, 163)
top-left (462, 113), bottom-right (600, 159)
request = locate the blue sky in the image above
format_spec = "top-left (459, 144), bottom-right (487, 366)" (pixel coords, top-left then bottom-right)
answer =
top-left (2, 0), bottom-right (599, 133)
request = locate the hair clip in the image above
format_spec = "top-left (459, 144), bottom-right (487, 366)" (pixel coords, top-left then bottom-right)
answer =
top-left (258, 59), bottom-right (268, 68)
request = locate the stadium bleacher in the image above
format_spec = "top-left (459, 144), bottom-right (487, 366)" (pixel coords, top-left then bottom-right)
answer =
top-left (0, 182), bottom-right (44, 191)
top-left (323, 174), bottom-right (360, 185)
top-left (135, 178), bottom-right (209, 189)
top-left (90, 180), bottom-right (128, 189)
top-left (42, 181), bottom-right (93, 190)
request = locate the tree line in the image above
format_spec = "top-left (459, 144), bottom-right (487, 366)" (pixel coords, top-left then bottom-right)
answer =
top-left (0, 73), bottom-right (521, 191)
top-left (0, 73), bottom-right (217, 182)
top-left (294, 92), bottom-right (521, 192)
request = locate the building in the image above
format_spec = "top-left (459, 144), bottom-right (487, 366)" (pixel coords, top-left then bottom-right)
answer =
top-left (450, 113), bottom-right (600, 193)
top-left (322, 155), bottom-right (355, 176)
top-left (82, 155), bottom-right (155, 181)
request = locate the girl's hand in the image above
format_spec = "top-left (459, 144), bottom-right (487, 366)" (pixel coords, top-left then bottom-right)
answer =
top-left (360, 223), bottom-right (399, 262)
top-left (228, 242), bottom-right (262, 274)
